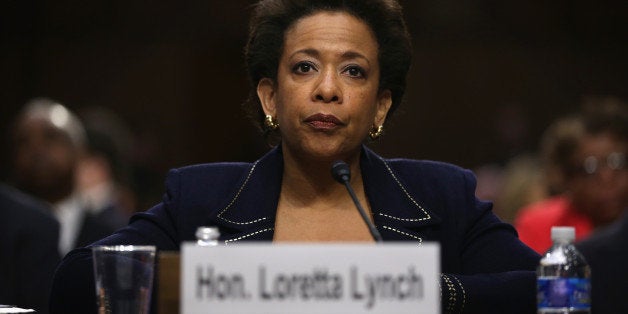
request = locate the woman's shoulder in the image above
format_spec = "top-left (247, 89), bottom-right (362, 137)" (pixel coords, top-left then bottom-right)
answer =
top-left (382, 157), bottom-right (473, 183)
top-left (172, 161), bottom-right (254, 177)
top-left (363, 152), bottom-right (478, 204)
top-left (386, 157), bottom-right (467, 171)
top-left (164, 162), bottom-right (256, 203)
top-left (170, 146), bottom-right (280, 181)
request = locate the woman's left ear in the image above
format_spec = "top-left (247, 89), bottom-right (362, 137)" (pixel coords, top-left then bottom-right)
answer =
top-left (257, 77), bottom-right (277, 117)
top-left (375, 90), bottom-right (393, 126)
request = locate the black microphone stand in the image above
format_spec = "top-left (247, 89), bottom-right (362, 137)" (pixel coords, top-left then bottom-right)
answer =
top-left (331, 161), bottom-right (384, 243)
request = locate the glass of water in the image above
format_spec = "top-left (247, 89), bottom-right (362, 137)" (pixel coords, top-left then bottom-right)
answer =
top-left (92, 245), bottom-right (156, 314)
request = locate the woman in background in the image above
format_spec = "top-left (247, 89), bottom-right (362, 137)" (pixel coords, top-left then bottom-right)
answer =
top-left (515, 99), bottom-right (627, 253)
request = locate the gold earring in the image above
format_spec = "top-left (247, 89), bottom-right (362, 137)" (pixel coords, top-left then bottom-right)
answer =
top-left (264, 114), bottom-right (279, 130)
top-left (369, 125), bottom-right (384, 140)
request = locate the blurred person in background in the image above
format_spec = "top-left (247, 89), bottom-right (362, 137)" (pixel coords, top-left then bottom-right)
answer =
top-left (9, 98), bottom-right (127, 256)
top-left (576, 207), bottom-right (628, 314)
top-left (515, 97), bottom-right (628, 253)
top-left (76, 106), bottom-right (137, 220)
top-left (493, 154), bottom-right (548, 223)
top-left (474, 102), bottom-right (545, 223)
top-left (0, 183), bottom-right (59, 314)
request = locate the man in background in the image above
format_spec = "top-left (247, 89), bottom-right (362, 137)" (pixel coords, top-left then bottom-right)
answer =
top-left (9, 98), bottom-right (127, 256)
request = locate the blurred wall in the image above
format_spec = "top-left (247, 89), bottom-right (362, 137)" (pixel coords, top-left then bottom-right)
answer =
top-left (1, 0), bottom-right (627, 207)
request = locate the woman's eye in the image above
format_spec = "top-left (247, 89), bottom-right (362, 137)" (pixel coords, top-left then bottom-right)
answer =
top-left (344, 66), bottom-right (365, 78)
top-left (293, 62), bottom-right (315, 74)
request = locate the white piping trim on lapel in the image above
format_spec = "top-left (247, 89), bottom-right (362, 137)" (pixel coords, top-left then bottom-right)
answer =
top-left (224, 228), bottom-right (274, 245)
top-left (217, 160), bottom-right (268, 225)
top-left (450, 274), bottom-right (466, 312)
top-left (377, 157), bottom-right (432, 221)
top-left (382, 226), bottom-right (423, 244)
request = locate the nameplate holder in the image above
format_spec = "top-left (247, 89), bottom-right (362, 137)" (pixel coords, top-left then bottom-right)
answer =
top-left (181, 242), bottom-right (440, 314)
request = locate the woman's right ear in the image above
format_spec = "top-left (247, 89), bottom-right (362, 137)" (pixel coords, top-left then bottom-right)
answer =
top-left (257, 78), bottom-right (277, 117)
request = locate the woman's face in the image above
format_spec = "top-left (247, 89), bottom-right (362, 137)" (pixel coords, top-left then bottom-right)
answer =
top-left (258, 11), bottom-right (391, 161)
top-left (569, 132), bottom-right (627, 225)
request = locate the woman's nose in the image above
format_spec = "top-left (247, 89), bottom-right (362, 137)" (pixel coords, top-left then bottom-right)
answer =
top-left (312, 70), bottom-right (342, 103)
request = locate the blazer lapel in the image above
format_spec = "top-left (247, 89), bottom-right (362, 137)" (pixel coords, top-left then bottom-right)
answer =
top-left (361, 147), bottom-right (441, 243)
top-left (207, 145), bottom-right (441, 244)
top-left (206, 146), bottom-right (283, 244)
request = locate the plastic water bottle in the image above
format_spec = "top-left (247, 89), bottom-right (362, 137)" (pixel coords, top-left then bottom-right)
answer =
top-left (195, 226), bottom-right (220, 246)
top-left (537, 226), bottom-right (591, 313)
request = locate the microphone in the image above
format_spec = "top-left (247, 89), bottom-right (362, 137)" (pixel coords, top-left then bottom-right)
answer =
top-left (331, 161), bottom-right (383, 242)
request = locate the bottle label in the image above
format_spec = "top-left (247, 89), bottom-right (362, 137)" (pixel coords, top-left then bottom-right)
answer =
top-left (537, 277), bottom-right (591, 309)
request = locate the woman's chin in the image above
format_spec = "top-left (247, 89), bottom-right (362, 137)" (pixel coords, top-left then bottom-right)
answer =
top-left (288, 142), bottom-right (359, 163)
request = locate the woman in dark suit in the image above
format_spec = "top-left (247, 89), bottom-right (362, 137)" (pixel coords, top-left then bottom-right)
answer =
top-left (50, 1), bottom-right (540, 313)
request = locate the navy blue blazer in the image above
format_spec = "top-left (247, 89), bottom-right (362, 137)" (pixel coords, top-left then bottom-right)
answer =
top-left (1, 184), bottom-right (60, 314)
top-left (50, 146), bottom-right (540, 313)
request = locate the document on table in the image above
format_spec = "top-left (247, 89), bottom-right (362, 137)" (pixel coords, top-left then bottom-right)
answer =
top-left (0, 305), bottom-right (35, 313)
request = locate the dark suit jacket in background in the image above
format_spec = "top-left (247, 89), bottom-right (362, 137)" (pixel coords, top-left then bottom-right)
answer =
top-left (0, 184), bottom-right (60, 314)
top-left (75, 204), bottom-right (129, 250)
top-left (50, 145), bottom-right (540, 314)
top-left (577, 211), bottom-right (628, 314)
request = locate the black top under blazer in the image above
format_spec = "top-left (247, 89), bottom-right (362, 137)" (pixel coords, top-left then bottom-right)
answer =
top-left (50, 145), bottom-right (540, 314)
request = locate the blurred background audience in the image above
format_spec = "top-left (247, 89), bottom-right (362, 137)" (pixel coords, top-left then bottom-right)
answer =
top-left (2, 1), bottom-right (627, 181)
top-left (76, 106), bottom-right (137, 219)
top-left (493, 154), bottom-right (548, 223)
top-left (8, 98), bottom-right (128, 256)
top-left (514, 97), bottom-right (627, 253)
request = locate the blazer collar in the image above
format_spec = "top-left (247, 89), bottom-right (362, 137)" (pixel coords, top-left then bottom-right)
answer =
top-left (206, 146), bottom-right (282, 243)
top-left (361, 146), bottom-right (441, 238)
top-left (208, 145), bottom-right (440, 244)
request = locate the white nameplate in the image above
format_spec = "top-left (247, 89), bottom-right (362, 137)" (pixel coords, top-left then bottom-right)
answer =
top-left (181, 243), bottom-right (440, 314)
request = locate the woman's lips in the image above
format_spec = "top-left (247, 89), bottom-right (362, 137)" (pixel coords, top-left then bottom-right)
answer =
top-left (304, 113), bottom-right (344, 130)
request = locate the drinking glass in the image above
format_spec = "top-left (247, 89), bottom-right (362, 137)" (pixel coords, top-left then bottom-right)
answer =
top-left (92, 245), bottom-right (156, 314)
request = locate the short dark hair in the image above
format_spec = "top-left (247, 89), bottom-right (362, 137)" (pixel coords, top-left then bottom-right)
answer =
top-left (541, 96), bottom-right (627, 193)
top-left (243, 0), bottom-right (412, 135)
top-left (540, 115), bottom-right (584, 194)
top-left (580, 96), bottom-right (628, 143)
